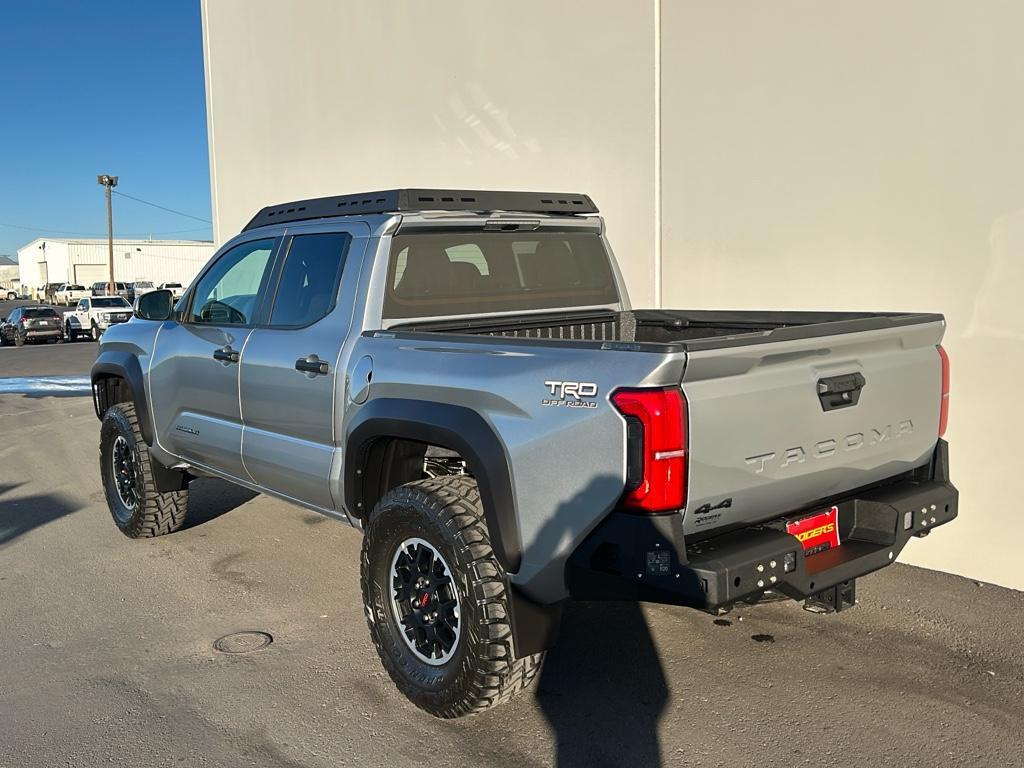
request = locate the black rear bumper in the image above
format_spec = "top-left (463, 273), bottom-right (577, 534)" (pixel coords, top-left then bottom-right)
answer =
top-left (567, 440), bottom-right (958, 612)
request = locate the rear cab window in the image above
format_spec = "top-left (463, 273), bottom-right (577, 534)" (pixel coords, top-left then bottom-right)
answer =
top-left (383, 232), bottom-right (619, 321)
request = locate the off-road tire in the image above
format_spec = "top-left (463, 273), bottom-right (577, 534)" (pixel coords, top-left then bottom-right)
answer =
top-left (100, 402), bottom-right (188, 538)
top-left (361, 476), bottom-right (543, 718)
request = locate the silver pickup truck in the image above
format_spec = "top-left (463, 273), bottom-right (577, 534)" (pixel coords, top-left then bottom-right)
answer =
top-left (91, 189), bottom-right (957, 717)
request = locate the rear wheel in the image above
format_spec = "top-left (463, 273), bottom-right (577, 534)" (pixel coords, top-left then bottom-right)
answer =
top-left (361, 476), bottom-right (543, 718)
top-left (100, 401), bottom-right (189, 537)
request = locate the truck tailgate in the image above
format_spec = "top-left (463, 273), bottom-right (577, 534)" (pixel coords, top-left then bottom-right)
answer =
top-left (681, 318), bottom-right (945, 537)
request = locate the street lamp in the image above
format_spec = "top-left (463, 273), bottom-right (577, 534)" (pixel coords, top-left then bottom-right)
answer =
top-left (97, 174), bottom-right (118, 294)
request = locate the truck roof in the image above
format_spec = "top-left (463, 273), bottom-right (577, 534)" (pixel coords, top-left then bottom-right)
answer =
top-left (242, 189), bottom-right (598, 232)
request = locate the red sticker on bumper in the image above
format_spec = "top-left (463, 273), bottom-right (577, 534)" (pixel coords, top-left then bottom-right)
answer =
top-left (786, 506), bottom-right (840, 555)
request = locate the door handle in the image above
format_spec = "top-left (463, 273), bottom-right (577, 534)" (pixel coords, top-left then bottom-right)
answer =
top-left (295, 356), bottom-right (329, 375)
top-left (817, 372), bottom-right (866, 411)
top-left (213, 347), bottom-right (240, 364)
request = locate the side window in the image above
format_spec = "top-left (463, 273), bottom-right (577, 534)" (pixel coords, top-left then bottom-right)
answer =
top-left (79, 300), bottom-right (88, 312)
top-left (268, 233), bottom-right (351, 327)
top-left (187, 238), bottom-right (276, 326)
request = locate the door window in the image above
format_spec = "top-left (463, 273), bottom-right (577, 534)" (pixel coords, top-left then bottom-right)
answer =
top-left (268, 233), bottom-right (351, 327)
top-left (187, 238), bottom-right (276, 326)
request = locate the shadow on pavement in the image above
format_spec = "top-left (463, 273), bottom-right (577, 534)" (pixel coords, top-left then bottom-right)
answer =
top-left (182, 477), bottom-right (259, 529)
top-left (525, 475), bottom-right (670, 767)
top-left (0, 483), bottom-right (82, 548)
top-left (536, 601), bottom-right (668, 768)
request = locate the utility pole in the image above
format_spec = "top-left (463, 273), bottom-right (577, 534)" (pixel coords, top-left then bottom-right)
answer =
top-left (97, 174), bottom-right (118, 294)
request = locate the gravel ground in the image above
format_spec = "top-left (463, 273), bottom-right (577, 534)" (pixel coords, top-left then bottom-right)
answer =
top-left (1, 344), bottom-right (1021, 768)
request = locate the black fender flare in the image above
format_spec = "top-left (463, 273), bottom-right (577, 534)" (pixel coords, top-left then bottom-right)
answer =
top-left (345, 398), bottom-right (522, 574)
top-left (91, 351), bottom-right (154, 446)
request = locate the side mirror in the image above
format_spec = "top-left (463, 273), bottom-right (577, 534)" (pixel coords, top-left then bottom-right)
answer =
top-left (135, 289), bottom-right (174, 321)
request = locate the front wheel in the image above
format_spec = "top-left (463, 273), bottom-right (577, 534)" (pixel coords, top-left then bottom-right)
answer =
top-left (100, 402), bottom-right (189, 537)
top-left (361, 476), bottom-right (543, 718)
top-left (91, 323), bottom-right (101, 341)
top-left (14, 331), bottom-right (24, 347)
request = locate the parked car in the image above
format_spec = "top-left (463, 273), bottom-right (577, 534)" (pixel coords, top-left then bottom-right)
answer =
top-left (128, 281), bottom-right (157, 303)
top-left (0, 306), bottom-right (63, 346)
top-left (54, 283), bottom-right (90, 306)
top-left (90, 188), bottom-right (958, 718)
top-left (158, 282), bottom-right (185, 300)
top-left (66, 295), bottom-right (132, 341)
top-left (40, 282), bottom-right (65, 304)
top-left (90, 281), bottom-right (131, 298)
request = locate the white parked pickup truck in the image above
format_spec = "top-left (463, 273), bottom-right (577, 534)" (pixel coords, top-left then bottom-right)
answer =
top-left (66, 295), bottom-right (133, 341)
top-left (158, 282), bottom-right (185, 300)
top-left (54, 283), bottom-right (90, 306)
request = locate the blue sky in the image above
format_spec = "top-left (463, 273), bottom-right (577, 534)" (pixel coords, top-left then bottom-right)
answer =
top-left (0, 2), bottom-right (211, 256)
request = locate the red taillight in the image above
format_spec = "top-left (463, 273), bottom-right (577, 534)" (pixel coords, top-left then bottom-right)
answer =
top-left (611, 387), bottom-right (688, 513)
top-left (938, 345), bottom-right (950, 437)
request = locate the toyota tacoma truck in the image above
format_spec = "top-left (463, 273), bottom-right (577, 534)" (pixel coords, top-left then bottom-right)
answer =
top-left (90, 189), bottom-right (957, 717)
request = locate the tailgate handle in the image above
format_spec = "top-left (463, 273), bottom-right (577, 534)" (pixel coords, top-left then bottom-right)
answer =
top-left (817, 372), bottom-right (866, 411)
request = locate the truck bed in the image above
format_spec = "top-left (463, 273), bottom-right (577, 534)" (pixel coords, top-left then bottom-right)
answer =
top-left (395, 308), bottom-right (944, 351)
top-left (388, 307), bottom-right (947, 544)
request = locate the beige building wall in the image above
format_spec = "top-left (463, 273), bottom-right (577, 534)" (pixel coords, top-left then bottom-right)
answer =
top-left (201, 0), bottom-right (658, 306)
top-left (203, 1), bottom-right (1023, 589)
top-left (661, 1), bottom-right (1024, 589)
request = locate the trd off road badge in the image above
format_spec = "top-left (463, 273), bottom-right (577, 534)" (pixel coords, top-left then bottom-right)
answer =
top-left (543, 380), bottom-right (598, 409)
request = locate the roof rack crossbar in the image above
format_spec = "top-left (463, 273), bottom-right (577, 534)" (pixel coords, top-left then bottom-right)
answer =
top-left (242, 188), bottom-right (598, 231)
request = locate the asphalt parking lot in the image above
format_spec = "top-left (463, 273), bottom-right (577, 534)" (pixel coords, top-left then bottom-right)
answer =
top-left (1, 341), bottom-right (1022, 768)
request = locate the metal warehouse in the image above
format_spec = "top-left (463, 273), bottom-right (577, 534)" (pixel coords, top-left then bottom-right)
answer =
top-left (16, 237), bottom-right (214, 291)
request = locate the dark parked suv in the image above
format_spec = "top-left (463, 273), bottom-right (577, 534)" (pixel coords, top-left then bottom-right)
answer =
top-left (0, 306), bottom-right (63, 346)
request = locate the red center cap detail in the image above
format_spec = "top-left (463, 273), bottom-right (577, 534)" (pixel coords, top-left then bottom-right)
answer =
top-left (419, 592), bottom-right (430, 609)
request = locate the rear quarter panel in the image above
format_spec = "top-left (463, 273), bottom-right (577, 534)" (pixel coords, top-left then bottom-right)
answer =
top-left (344, 333), bottom-right (686, 602)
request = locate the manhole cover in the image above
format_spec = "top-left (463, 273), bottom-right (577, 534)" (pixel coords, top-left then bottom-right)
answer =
top-left (214, 631), bottom-right (273, 654)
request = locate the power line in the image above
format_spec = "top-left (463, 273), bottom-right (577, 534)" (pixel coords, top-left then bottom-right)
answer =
top-left (0, 221), bottom-right (212, 238)
top-left (112, 190), bottom-right (212, 223)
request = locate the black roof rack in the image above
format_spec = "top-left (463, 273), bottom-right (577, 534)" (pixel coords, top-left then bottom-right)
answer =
top-left (242, 188), bottom-right (598, 231)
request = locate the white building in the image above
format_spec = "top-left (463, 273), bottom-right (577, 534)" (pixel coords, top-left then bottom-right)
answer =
top-left (201, 2), bottom-right (1024, 590)
top-left (0, 255), bottom-right (19, 291)
top-left (17, 237), bottom-right (214, 291)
